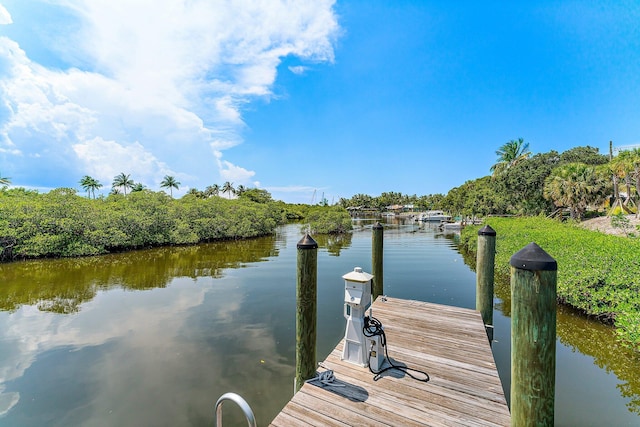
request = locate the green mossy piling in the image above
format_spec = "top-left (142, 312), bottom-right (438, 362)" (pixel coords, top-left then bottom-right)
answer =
top-left (476, 225), bottom-right (496, 343)
top-left (295, 233), bottom-right (318, 393)
top-left (510, 243), bottom-right (557, 427)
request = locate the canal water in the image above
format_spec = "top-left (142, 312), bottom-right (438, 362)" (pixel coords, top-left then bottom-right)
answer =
top-left (0, 221), bottom-right (638, 426)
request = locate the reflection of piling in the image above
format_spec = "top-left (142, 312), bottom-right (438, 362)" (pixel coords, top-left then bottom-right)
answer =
top-left (295, 233), bottom-right (318, 393)
top-left (476, 225), bottom-right (496, 343)
top-left (372, 222), bottom-right (384, 300)
top-left (510, 243), bottom-right (557, 427)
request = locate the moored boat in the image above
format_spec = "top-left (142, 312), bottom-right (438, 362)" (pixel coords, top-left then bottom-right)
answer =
top-left (416, 210), bottom-right (452, 222)
top-left (440, 221), bottom-right (463, 231)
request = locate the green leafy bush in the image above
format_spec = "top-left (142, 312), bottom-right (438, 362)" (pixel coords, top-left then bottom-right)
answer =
top-left (461, 216), bottom-right (640, 349)
top-left (302, 206), bottom-right (353, 235)
top-left (0, 186), bottom-right (349, 262)
top-left (0, 188), bottom-right (285, 260)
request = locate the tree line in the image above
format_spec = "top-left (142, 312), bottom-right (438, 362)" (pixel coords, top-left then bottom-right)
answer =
top-left (340, 142), bottom-right (637, 221)
top-left (0, 181), bottom-right (353, 261)
top-left (78, 172), bottom-right (243, 200)
top-left (0, 187), bottom-right (290, 261)
top-left (443, 144), bottom-right (613, 220)
top-left (338, 192), bottom-right (445, 212)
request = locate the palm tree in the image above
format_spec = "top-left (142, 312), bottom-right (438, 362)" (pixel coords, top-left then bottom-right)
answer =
top-left (222, 181), bottom-right (235, 199)
top-left (0, 172), bottom-right (11, 187)
top-left (205, 184), bottom-right (220, 197)
top-left (89, 178), bottom-right (102, 199)
top-left (236, 184), bottom-right (246, 197)
top-left (160, 175), bottom-right (181, 198)
top-left (79, 175), bottom-right (102, 199)
top-left (611, 150), bottom-right (638, 213)
top-left (131, 182), bottom-right (146, 192)
top-left (625, 148), bottom-right (640, 217)
top-left (543, 163), bottom-right (609, 220)
top-left (112, 173), bottom-right (134, 195)
top-left (80, 175), bottom-right (92, 197)
top-left (186, 188), bottom-right (205, 198)
top-left (490, 138), bottom-right (531, 176)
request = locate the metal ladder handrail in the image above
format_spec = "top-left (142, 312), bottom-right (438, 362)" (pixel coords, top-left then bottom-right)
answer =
top-left (215, 392), bottom-right (257, 427)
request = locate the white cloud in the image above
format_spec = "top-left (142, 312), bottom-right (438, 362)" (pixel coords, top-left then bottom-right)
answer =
top-left (216, 157), bottom-right (256, 184)
top-left (288, 65), bottom-right (309, 75)
top-left (0, 38), bottom-right (96, 142)
top-left (72, 137), bottom-right (181, 187)
top-left (0, 0), bottom-right (339, 189)
top-left (0, 5), bottom-right (12, 25)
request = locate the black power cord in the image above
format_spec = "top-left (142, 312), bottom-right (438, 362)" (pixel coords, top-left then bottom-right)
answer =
top-left (363, 315), bottom-right (430, 383)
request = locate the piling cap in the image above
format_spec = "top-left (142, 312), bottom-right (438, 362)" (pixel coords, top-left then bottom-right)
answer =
top-left (342, 266), bottom-right (374, 282)
top-left (297, 233), bottom-right (318, 249)
top-left (478, 225), bottom-right (496, 236)
top-left (373, 222), bottom-right (383, 230)
top-left (510, 242), bottom-right (557, 271)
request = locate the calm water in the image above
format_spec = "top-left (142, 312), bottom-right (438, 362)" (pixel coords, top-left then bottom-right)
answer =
top-left (0, 221), bottom-right (639, 426)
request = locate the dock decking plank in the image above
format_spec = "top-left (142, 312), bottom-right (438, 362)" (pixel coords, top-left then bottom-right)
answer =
top-left (269, 297), bottom-right (510, 426)
top-left (322, 352), bottom-right (508, 415)
top-left (314, 361), bottom-right (507, 427)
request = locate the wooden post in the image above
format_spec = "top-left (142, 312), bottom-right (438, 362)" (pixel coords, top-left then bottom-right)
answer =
top-left (295, 233), bottom-right (318, 393)
top-left (372, 222), bottom-right (384, 301)
top-left (510, 243), bottom-right (557, 427)
top-left (476, 225), bottom-right (496, 343)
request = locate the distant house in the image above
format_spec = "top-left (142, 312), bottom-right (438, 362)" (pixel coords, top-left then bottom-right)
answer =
top-left (346, 206), bottom-right (378, 217)
top-left (386, 204), bottom-right (404, 212)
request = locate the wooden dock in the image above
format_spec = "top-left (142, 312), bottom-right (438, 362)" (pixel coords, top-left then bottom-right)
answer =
top-left (270, 297), bottom-right (510, 426)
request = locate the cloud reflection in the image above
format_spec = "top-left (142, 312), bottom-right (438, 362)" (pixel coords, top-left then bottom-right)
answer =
top-left (0, 264), bottom-right (294, 426)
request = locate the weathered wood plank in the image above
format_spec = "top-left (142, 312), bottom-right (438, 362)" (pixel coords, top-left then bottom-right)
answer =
top-left (269, 297), bottom-right (510, 426)
top-left (324, 349), bottom-right (507, 407)
top-left (269, 410), bottom-right (308, 427)
top-left (314, 363), bottom-right (508, 427)
top-left (301, 378), bottom-right (453, 427)
top-left (277, 400), bottom-right (349, 427)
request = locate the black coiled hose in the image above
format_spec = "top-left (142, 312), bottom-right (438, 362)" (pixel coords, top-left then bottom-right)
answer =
top-left (363, 315), bottom-right (430, 383)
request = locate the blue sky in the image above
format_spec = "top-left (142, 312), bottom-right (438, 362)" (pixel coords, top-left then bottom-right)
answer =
top-left (0, 1), bottom-right (638, 203)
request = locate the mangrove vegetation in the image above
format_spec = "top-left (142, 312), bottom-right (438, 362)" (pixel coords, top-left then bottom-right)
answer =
top-left (0, 186), bottom-right (351, 262)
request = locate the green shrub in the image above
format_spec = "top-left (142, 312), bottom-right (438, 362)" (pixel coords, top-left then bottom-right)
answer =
top-left (302, 206), bottom-right (353, 234)
top-left (0, 188), bottom-right (285, 260)
top-left (461, 216), bottom-right (640, 349)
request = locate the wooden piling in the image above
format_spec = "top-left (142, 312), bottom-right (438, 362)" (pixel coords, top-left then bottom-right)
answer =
top-left (372, 222), bottom-right (384, 301)
top-left (295, 233), bottom-right (318, 393)
top-left (476, 225), bottom-right (496, 342)
top-left (510, 243), bottom-right (557, 427)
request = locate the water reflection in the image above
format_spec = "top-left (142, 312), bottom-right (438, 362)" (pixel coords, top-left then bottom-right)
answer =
top-left (0, 223), bottom-right (639, 425)
top-left (0, 234), bottom-right (287, 425)
top-left (556, 305), bottom-right (640, 415)
top-left (0, 235), bottom-right (280, 313)
top-left (312, 233), bottom-right (353, 257)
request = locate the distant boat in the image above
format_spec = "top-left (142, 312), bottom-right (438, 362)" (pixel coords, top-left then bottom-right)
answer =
top-left (416, 210), bottom-right (452, 222)
top-left (440, 221), bottom-right (463, 231)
